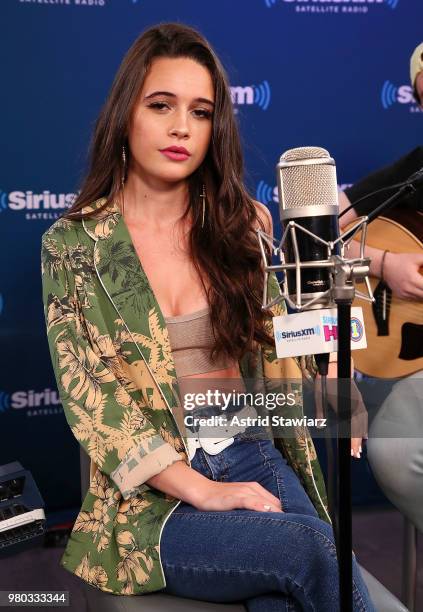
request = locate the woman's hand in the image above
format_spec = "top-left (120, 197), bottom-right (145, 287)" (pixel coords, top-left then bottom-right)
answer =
top-left (382, 252), bottom-right (423, 301)
top-left (350, 436), bottom-right (363, 460)
top-left (193, 480), bottom-right (284, 513)
top-left (148, 461), bottom-right (283, 511)
top-left (315, 360), bottom-right (368, 460)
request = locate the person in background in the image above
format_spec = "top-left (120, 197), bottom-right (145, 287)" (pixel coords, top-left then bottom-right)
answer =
top-left (411, 42), bottom-right (423, 107)
top-left (338, 42), bottom-right (423, 300)
top-left (337, 42), bottom-right (423, 536)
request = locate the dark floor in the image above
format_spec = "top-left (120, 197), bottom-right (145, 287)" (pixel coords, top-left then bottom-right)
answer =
top-left (0, 507), bottom-right (421, 611)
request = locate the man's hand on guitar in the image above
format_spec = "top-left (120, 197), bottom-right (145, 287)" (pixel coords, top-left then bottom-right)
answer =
top-left (383, 252), bottom-right (423, 301)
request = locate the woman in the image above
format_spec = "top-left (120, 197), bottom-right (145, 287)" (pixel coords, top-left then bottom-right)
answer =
top-left (41, 23), bottom-right (373, 611)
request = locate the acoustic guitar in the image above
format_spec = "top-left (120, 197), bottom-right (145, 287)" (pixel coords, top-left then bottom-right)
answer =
top-left (348, 209), bottom-right (423, 378)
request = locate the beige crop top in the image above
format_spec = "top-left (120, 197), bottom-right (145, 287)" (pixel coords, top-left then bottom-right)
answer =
top-left (164, 307), bottom-right (232, 377)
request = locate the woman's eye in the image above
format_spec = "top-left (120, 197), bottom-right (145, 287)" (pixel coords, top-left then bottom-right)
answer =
top-left (193, 109), bottom-right (213, 119)
top-left (147, 102), bottom-right (212, 119)
top-left (148, 102), bottom-right (169, 111)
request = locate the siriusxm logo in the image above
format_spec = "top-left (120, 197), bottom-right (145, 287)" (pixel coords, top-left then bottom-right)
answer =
top-left (381, 81), bottom-right (419, 110)
top-left (276, 325), bottom-right (320, 341)
top-left (265, 0), bottom-right (399, 10)
top-left (0, 189), bottom-right (77, 219)
top-left (230, 81), bottom-right (271, 111)
top-left (0, 388), bottom-right (61, 413)
top-left (256, 181), bottom-right (278, 204)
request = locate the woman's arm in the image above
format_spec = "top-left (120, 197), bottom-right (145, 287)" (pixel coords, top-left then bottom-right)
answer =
top-left (41, 228), bottom-right (182, 500)
top-left (146, 460), bottom-right (211, 505)
top-left (147, 459), bottom-right (283, 512)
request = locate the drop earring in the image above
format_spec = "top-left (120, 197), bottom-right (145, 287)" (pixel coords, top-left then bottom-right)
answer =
top-left (121, 145), bottom-right (127, 216)
top-left (200, 183), bottom-right (206, 228)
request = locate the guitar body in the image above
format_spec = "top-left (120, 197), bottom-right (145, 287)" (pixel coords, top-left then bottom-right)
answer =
top-left (351, 213), bottom-right (423, 378)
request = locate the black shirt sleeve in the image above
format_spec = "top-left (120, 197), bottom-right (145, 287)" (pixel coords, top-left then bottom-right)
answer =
top-left (344, 147), bottom-right (423, 215)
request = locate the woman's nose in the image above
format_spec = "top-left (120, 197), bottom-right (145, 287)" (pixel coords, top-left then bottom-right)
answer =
top-left (168, 111), bottom-right (190, 138)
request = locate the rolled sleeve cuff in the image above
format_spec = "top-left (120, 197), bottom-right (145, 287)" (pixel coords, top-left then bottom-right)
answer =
top-left (110, 438), bottom-right (182, 500)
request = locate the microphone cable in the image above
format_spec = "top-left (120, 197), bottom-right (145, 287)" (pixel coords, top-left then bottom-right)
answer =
top-left (338, 182), bottom-right (404, 219)
top-left (338, 166), bottom-right (423, 220)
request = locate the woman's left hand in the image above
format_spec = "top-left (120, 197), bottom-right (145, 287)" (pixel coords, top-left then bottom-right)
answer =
top-left (314, 359), bottom-right (368, 460)
top-left (350, 436), bottom-right (363, 460)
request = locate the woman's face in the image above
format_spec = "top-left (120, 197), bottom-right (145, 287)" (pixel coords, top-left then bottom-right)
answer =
top-left (127, 56), bottom-right (215, 186)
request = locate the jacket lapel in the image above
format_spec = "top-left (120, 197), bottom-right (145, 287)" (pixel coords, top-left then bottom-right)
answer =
top-left (81, 198), bottom-right (181, 416)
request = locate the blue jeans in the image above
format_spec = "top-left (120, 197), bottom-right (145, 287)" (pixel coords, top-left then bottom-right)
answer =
top-left (160, 417), bottom-right (376, 611)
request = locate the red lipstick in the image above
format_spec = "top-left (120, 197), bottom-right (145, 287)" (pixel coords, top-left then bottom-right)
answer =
top-left (159, 146), bottom-right (191, 161)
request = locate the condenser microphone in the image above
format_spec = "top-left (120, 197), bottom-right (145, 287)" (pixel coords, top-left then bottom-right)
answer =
top-left (277, 146), bottom-right (341, 310)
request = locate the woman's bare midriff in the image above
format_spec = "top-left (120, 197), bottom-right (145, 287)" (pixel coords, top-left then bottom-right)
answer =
top-left (178, 363), bottom-right (248, 402)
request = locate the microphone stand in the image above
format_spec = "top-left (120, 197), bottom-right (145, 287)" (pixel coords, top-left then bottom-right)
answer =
top-left (332, 257), bottom-right (355, 612)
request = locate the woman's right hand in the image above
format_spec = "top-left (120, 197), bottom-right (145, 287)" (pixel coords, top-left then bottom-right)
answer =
top-left (193, 480), bottom-right (284, 513)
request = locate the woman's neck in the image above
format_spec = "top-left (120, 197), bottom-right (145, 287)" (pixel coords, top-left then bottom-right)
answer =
top-left (122, 171), bottom-right (189, 229)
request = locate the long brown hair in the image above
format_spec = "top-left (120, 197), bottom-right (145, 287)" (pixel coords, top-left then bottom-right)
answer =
top-left (65, 22), bottom-right (274, 362)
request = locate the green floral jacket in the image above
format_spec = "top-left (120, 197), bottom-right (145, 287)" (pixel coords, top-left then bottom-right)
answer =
top-left (41, 197), bottom-right (330, 596)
